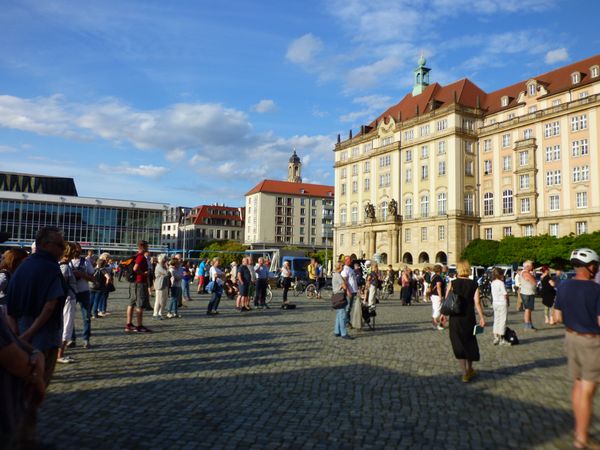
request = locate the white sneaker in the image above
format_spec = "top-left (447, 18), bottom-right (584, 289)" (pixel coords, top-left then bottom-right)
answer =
top-left (166, 313), bottom-right (174, 319)
top-left (436, 325), bottom-right (444, 331)
top-left (499, 340), bottom-right (512, 346)
top-left (57, 356), bottom-right (74, 364)
top-left (493, 338), bottom-right (500, 345)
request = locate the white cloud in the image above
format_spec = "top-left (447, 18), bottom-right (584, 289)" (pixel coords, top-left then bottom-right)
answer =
top-left (252, 99), bottom-right (276, 113)
top-left (545, 47), bottom-right (569, 64)
top-left (99, 163), bottom-right (168, 178)
top-left (166, 149), bottom-right (186, 162)
top-left (340, 95), bottom-right (393, 124)
top-left (286, 33), bottom-right (323, 65)
top-left (0, 145), bottom-right (16, 153)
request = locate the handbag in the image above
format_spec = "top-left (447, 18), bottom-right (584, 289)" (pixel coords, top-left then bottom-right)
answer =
top-left (440, 291), bottom-right (464, 316)
top-left (331, 291), bottom-right (348, 309)
top-left (107, 282), bottom-right (116, 293)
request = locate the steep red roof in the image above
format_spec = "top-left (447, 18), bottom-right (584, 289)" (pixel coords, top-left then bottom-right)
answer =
top-left (362, 53), bottom-right (600, 131)
top-left (188, 205), bottom-right (244, 226)
top-left (246, 180), bottom-right (334, 198)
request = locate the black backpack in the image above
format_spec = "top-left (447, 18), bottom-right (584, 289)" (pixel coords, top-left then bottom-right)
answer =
top-left (504, 327), bottom-right (519, 345)
top-left (125, 255), bottom-right (137, 283)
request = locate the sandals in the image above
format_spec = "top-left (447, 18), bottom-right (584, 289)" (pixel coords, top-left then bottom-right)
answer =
top-left (574, 438), bottom-right (600, 449)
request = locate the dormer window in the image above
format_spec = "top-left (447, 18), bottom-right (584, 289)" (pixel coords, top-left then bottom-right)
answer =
top-left (572, 72), bottom-right (581, 84)
top-left (528, 84), bottom-right (536, 96)
top-left (591, 66), bottom-right (599, 78)
top-left (501, 96), bottom-right (509, 107)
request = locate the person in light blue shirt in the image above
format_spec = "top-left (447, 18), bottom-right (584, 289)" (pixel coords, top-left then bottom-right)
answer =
top-left (254, 258), bottom-right (270, 309)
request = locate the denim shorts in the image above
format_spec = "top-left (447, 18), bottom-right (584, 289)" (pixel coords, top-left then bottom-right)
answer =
top-left (521, 294), bottom-right (535, 310)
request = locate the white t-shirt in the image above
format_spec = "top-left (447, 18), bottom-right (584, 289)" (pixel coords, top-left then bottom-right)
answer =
top-left (341, 264), bottom-right (358, 293)
top-left (491, 279), bottom-right (507, 305)
top-left (71, 257), bottom-right (95, 293)
top-left (210, 266), bottom-right (224, 286)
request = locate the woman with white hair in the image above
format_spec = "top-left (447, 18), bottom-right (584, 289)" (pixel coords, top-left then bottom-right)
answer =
top-left (96, 252), bottom-right (113, 317)
top-left (153, 254), bottom-right (169, 319)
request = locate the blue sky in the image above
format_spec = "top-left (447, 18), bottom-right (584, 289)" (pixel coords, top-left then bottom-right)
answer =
top-left (0, 0), bottom-right (599, 207)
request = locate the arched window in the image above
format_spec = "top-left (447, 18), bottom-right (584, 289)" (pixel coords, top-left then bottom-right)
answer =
top-left (404, 197), bottom-right (413, 219)
top-left (403, 252), bottom-right (413, 264)
top-left (435, 251), bottom-right (447, 264)
top-left (420, 195), bottom-right (429, 218)
top-left (380, 201), bottom-right (388, 220)
top-left (437, 192), bottom-right (447, 215)
top-left (483, 192), bottom-right (494, 216)
top-left (502, 190), bottom-right (513, 214)
top-left (418, 252), bottom-right (429, 263)
top-left (351, 206), bottom-right (358, 224)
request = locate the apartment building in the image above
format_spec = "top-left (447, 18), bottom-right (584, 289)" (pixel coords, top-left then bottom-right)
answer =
top-left (245, 152), bottom-right (334, 249)
top-left (334, 54), bottom-right (600, 265)
top-left (179, 204), bottom-right (245, 251)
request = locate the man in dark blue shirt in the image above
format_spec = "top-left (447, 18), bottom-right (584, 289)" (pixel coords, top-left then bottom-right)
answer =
top-left (554, 248), bottom-right (600, 450)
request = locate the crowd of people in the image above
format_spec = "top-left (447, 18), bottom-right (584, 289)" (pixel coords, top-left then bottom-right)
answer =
top-left (1, 225), bottom-right (600, 449)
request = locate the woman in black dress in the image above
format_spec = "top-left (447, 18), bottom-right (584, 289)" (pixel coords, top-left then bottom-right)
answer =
top-left (447, 261), bottom-right (486, 382)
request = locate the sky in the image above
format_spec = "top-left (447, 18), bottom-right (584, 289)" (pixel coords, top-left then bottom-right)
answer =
top-left (0, 0), bottom-right (599, 207)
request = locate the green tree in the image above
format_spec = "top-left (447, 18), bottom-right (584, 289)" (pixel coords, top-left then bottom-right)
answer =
top-left (460, 239), bottom-right (500, 266)
top-left (198, 240), bottom-right (248, 266)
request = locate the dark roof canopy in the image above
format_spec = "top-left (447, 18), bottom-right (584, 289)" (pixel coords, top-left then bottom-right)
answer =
top-left (0, 172), bottom-right (78, 196)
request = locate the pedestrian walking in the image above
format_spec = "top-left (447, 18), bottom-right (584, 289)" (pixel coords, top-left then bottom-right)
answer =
top-left (521, 261), bottom-right (537, 331)
top-left (491, 267), bottom-right (510, 346)
top-left (341, 256), bottom-right (358, 328)
top-left (207, 257), bottom-right (224, 315)
top-left (280, 260), bottom-right (292, 308)
top-left (446, 260), bottom-right (486, 382)
top-left (553, 248), bottom-right (600, 449)
top-left (167, 258), bottom-right (183, 318)
top-left (70, 243), bottom-right (94, 348)
top-left (430, 264), bottom-right (446, 330)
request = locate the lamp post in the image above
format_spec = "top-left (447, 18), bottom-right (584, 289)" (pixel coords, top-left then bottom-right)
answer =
top-left (180, 208), bottom-right (187, 259)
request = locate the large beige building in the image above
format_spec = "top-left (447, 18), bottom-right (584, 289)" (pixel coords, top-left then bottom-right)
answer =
top-left (245, 152), bottom-right (334, 249)
top-left (334, 54), bottom-right (600, 266)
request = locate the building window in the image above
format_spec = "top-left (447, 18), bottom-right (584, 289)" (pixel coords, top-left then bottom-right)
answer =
top-left (340, 168), bottom-right (347, 179)
top-left (466, 225), bottom-right (473, 242)
top-left (404, 129), bottom-right (414, 141)
top-left (502, 134), bottom-right (510, 148)
top-left (592, 66), bottom-right (599, 78)
top-left (572, 72), bottom-right (580, 84)
top-left (379, 173), bottom-right (391, 187)
top-left (576, 192), bottom-right (588, 208)
top-left (576, 221), bottom-right (588, 235)
top-left (464, 193), bottom-right (474, 216)
top-left (341, 184), bottom-right (346, 195)
top-left (351, 146), bottom-right (360, 157)
top-left (519, 174), bottom-right (530, 190)
top-left (528, 84), bottom-right (536, 96)
top-left (523, 224), bottom-right (534, 237)
top-left (571, 114), bottom-right (587, 131)
top-left (421, 145), bottom-right (429, 159)
top-left (579, 91), bottom-right (588, 99)
top-left (363, 161), bottom-right (370, 173)
top-left (572, 139), bottom-right (589, 157)
top-left (437, 119), bottom-right (447, 131)
top-left (364, 178), bottom-right (370, 191)
top-left (405, 168), bottom-right (412, 183)
top-left (545, 145), bottom-right (561, 161)
top-left (380, 136), bottom-right (393, 147)
top-left (379, 155), bottom-right (391, 167)
top-left (421, 227), bottom-right (428, 242)
top-left (549, 223), bottom-right (559, 237)
top-left (503, 226), bottom-right (512, 237)
top-left (507, 113), bottom-right (516, 120)
top-left (438, 161), bottom-right (446, 176)
top-left (438, 225), bottom-right (445, 241)
top-left (406, 149), bottom-right (412, 162)
top-left (420, 195), bottom-right (429, 218)
top-left (405, 228), bottom-right (411, 242)
top-left (484, 228), bottom-right (493, 240)
top-left (351, 207), bottom-right (358, 225)
top-left (438, 141), bottom-right (446, 155)
top-left (465, 160), bottom-right (474, 176)
top-left (421, 165), bottom-right (428, 180)
top-left (483, 192), bottom-right (494, 216)
top-left (420, 124), bottom-right (430, 136)
top-left (465, 141), bottom-right (474, 154)
top-left (339, 234), bottom-right (344, 245)
top-left (503, 156), bottom-right (512, 172)
top-left (523, 129), bottom-right (533, 139)
top-left (380, 201), bottom-right (388, 220)
top-left (484, 160), bottom-right (492, 175)
top-left (501, 96), bottom-right (509, 107)
top-left (573, 165), bottom-right (590, 183)
top-left (340, 209), bottom-right (346, 224)
top-left (352, 164), bottom-right (359, 176)
top-left (549, 195), bottom-right (560, 211)
top-left (544, 121), bottom-right (560, 137)
top-left (483, 139), bottom-right (492, 152)
top-left (405, 197), bottom-right (413, 219)
top-left (352, 180), bottom-right (358, 193)
top-left (502, 190), bottom-right (513, 214)
top-left (545, 170), bottom-right (561, 186)
top-left (437, 192), bottom-right (447, 215)
top-left (364, 142), bottom-right (373, 152)
top-left (527, 106), bottom-right (537, 115)
top-left (520, 198), bottom-right (531, 214)
top-left (519, 151), bottom-right (529, 166)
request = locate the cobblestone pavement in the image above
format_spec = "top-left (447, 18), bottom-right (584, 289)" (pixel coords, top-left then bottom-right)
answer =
top-left (38, 283), bottom-right (599, 449)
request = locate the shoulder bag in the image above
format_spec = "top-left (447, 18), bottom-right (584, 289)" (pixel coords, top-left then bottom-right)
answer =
top-left (440, 291), bottom-right (464, 316)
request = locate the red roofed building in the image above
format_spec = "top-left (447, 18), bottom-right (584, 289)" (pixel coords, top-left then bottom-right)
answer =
top-left (334, 54), bottom-right (600, 266)
top-left (179, 204), bottom-right (245, 250)
top-left (245, 152), bottom-right (334, 248)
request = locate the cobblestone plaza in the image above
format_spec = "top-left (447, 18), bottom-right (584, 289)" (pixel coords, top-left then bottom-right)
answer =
top-left (39, 283), bottom-right (599, 449)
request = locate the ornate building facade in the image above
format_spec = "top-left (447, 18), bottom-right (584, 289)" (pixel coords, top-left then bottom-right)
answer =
top-left (333, 54), bottom-right (600, 266)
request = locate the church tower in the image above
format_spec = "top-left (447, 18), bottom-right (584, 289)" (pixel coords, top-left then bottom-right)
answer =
top-left (412, 54), bottom-right (431, 96)
top-left (288, 150), bottom-right (302, 183)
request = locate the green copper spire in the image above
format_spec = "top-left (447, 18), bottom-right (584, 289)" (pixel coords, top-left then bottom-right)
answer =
top-left (412, 53), bottom-right (430, 96)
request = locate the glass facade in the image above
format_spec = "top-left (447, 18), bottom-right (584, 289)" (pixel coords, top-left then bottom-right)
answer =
top-left (0, 199), bottom-right (163, 249)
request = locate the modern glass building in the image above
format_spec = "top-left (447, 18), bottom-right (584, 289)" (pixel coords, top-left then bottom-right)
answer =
top-left (0, 190), bottom-right (168, 254)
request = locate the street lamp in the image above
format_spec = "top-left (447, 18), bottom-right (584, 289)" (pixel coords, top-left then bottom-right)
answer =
top-left (180, 208), bottom-right (187, 259)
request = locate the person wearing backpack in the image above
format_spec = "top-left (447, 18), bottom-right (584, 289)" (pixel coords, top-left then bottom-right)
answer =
top-left (69, 243), bottom-right (95, 349)
top-left (430, 264), bottom-right (446, 330)
top-left (125, 240), bottom-right (152, 333)
top-left (0, 249), bottom-right (28, 316)
top-left (153, 254), bottom-right (169, 319)
top-left (90, 259), bottom-right (111, 319)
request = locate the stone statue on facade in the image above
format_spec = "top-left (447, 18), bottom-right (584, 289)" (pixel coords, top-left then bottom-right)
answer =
top-left (364, 202), bottom-right (375, 219)
top-left (388, 199), bottom-right (398, 217)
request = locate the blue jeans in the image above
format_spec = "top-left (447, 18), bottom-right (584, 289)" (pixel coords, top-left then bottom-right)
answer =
top-left (345, 293), bottom-right (356, 326)
top-left (90, 290), bottom-right (104, 317)
top-left (98, 292), bottom-right (109, 313)
top-left (182, 279), bottom-right (191, 299)
top-left (168, 286), bottom-right (181, 315)
top-left (207, 287), bottom-right (222, 313)
top-left (72, 291), bottom-right (91, 341)
top-left (334, 308), bottom-right (347, 336)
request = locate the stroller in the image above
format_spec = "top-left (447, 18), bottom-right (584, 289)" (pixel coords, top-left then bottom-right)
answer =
top-left (361, 304), bottom-right (377, 330)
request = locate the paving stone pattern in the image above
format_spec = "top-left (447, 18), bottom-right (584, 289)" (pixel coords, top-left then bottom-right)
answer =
top-left (39, 283), bottom-right (599, 449)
